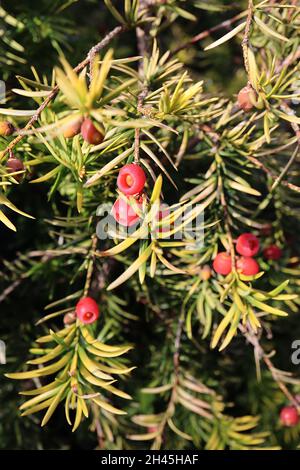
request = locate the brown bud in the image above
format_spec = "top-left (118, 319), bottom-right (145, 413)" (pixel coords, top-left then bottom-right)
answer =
top-left (63, 312), bottom-right (76, 325)
top-left (7, 157), bottom-right (24, 172)
top-left (237, 85), bottom-right (257, 112)
top-left (63, 118), bottom-right (83, 139)
top-left (0, 121), bottom-right (15, 136)
top-left (7, 157), bottom-right (24, 181)
top-left (147, 425), bottom-right (158, 434)
top-left (200, 265), bottom-right (212, 281)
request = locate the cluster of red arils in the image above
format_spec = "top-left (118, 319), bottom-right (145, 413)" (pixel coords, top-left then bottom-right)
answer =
top-left (111, 163), bottom-right (146, 227)
top-left (63, 117), bottom-right (104, 145)
top-left (213, 233), bottom-right (260, 276)
top-left (213, 232), bottom-right (284, 277)
top-left (280, 405), bottom-right (299, 427)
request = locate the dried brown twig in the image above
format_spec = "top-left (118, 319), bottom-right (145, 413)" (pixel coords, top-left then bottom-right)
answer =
top-left (247, 154), bottom-right (300, 194)
top-left (171, 10), bottom-right (247, 56)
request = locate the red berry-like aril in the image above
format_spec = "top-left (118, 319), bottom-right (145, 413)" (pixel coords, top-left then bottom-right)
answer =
top-left (236, 233), bottom-right (259, 257)
top-left (213, 252), bottom-right (232, 275)
top-left (280, 406), bottom-right (299, 427)
top-left (75, 296), bottom-right (99, 324)
top-left (112, 197), bottom-right (141, 227)
top-left (236, 256), bottom-right (260, 276)
top-left (117, 164), bottom-right (146, 196)
top-left (263, 244), bottom-right (282, 261)
top-left (81, 118), bottom-right (104, 145)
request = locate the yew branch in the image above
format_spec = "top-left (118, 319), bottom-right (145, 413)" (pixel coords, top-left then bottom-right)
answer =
top-left (171, 10), bottom-right (247, 56)
top-left (0, 25), bottom-right (125, 161)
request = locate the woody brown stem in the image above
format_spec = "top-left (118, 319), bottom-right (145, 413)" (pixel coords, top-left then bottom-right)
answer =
top-left (0, 25), bottom-right (125, 161)
top-left (242, 0), bottom-right (254, 80)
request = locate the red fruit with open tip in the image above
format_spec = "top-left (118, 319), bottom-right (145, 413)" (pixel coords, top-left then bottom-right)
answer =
top-left (111, 197), bottom-right (141, 227)
top-left (81, 118), bottom-right (104, 145)
top-left (236, 233), bottom-right (260, 257)
top-left (280, 406), bottom-right (299, 427)
top-left (75, 296), bottom-right (99, 324)
top-left (236, 256), bottom-right (260, 276)
top-left (263, 244), bottom-right (282, 261)
top-left (117, 163), bottom-right (146, 196)
top-left (213, 252), bottom-right (232, 275)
